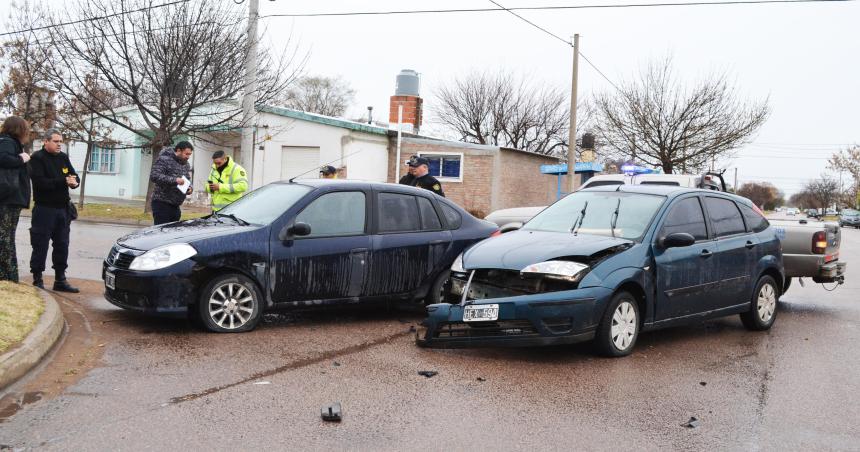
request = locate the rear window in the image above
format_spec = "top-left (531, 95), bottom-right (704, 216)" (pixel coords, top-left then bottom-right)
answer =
top-left (440, 202), bottom-right (462, 229)
top-left (705, 197), bottom-right (746, 237)
top-left (739, 203), bottom-right (769, 233)
top-left (640, 181), bottom-right (680, 186)
top-left (583, 180), bottom-right (623, 188)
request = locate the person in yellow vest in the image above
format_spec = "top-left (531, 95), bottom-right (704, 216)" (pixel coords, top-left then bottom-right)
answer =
top-left (205, 150), bottom-right (248, 211)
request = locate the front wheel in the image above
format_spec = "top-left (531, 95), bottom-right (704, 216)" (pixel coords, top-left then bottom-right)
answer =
top-left (594, 291), bottom-right (640, 357)
top-left (198, 274), bottom-right (263, 333)
top-left (423, 270), bottom-right (451, 306)
top-left (740, 275), bottom-right (778, 331)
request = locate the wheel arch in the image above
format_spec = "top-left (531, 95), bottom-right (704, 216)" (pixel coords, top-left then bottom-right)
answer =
top-left (758, 266), bottom-right (784, 296)
top-left (191, 265), bottom-right (270, 309)
top-left (614, 281), bottom-right (647, 326)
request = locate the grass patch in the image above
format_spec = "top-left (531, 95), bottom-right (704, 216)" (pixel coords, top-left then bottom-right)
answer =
top-left (76, 203), bottom-right (209, 222)
top-left (0, 281), bottom-right (45, 354)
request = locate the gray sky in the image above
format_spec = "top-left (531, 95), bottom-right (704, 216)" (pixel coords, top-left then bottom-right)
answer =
top-left (258, 0), bottom-right (859, 197)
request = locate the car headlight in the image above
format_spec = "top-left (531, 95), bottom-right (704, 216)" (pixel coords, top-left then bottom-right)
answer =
top-left (521, 260), bottom-right (589, 282)
top-left (129, 243), bottom-right (197, 271)
top-left (451, 252), bottom-right (465, 273)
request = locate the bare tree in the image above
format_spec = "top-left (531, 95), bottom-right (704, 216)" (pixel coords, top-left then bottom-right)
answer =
top-left (737, 181), bottom-right (781, 210)
top-left (801, 176), bottom-right (839, 210)
top-left (829, 145), bottom-right (859, 208)
top-left (433, 71), bottom-right (576, 156)
top-left (45, 0), bottom-right (304, 211)
top-left (282, 75), bottom-right (355, 117)
top-left (0, 0), bottom-right (55, 149)
top-left (593, 56), bottom-right (770, 174)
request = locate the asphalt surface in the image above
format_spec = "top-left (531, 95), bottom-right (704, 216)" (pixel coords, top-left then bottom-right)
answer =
top-left (1, 216), bottom-right (858, 450)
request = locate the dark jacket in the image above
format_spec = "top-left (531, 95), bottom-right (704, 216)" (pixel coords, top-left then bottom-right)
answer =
top-left (0, 134), bottom-right (32, 208)
top-left (408, 173), bottom-right (445, 197)
top-left (29, 148), bottom-right (79, 208)
top-left (150, 148), bottom-right (191, 207)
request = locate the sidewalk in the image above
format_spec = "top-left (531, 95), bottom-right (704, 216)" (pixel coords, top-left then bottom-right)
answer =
top-left (0, 290), bottom-right (64, 391)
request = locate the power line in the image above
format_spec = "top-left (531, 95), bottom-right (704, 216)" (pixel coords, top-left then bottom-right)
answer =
top-left (261, 0), bottom-right (856, 18)
top-left (579, 53), bottom-right (623, 92)
top-left (0, 0), bottom-right (191, 38)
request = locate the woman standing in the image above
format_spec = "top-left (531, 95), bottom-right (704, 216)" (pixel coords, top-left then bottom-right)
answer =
top-left (0, 116), bottom-right (32, 282)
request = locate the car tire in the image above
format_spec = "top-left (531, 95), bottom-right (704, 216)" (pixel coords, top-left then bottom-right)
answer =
top-left (594, 291), bottom-right (640, 357)
top-left (198, 273), bottom-right (263, 333)
top-left (740, 275), bottom-right (778, 331)
top-left (423, 270), bottom-right (451, 305)
top-left (782, 276), bottom-right (791, 294)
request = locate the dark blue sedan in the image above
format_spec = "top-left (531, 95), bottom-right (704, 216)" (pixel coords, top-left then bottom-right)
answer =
top-left (102, 180), bottom-right (498, 332)
top-left (417, 185), bottom-right (784, 356)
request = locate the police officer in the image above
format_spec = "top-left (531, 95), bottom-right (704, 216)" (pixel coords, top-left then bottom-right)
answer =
top-left (28, 129), bottom-right (79, 292)
top-left (205, 150), bottom-right (248, 212)
top-left (404, 156), bottom-right (444, 197)
top-left (398, 156), bottom-right (417, 185)
top-left (319, 165), bottom-right (338, 179)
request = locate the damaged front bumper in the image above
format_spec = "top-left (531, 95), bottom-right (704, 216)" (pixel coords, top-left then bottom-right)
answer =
top-left (102, 260), bottom-right (197, 317)
top-left (416, 286), bottom-right (612, 348)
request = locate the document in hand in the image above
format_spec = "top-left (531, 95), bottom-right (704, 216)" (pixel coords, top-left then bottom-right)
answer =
top-left (177, 176), bottom-right (191, 193)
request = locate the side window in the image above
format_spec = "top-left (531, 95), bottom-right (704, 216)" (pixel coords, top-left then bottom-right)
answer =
top-left (417, 197), bottom-right (442, 230)
top-left (704, 197), bottom-right (746, 237)
top-left (378, 193), bottom-right (421, 233)
top-left (659, 197), bottom-right (708, 240)
top-left (739, 203), bottom-right (770, 233)
top-left (439, 202), bottom-right (462, 230)
top-left (295, 191), bottom-right (366, 237)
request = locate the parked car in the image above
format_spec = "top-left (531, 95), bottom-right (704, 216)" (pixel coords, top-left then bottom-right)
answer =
top-left (839, 209), bottom-right (860, 228)
top-left (826, 209), bottom-right (838, 216)
top-left (103, 180), bottom-right (498, 332)
top-left (769, 218), bottom-right (845, 291)
top-left (486, 172), bottom-right (727, 232)
top-left (417, 185), bottom-right (784, 356)
top-left (786, 208), bottom-right (798, 216)
top-left (805, 208), bottom-right (820, 219)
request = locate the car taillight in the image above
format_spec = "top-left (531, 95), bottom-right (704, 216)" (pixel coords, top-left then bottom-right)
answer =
top-left (812, 231), bottom-right (827, 254)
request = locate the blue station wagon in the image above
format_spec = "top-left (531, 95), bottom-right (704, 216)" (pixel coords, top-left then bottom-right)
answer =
top-left (103, 180), bottom-right (498, 332)
top-left (417, 185), bottom-right (785, 356)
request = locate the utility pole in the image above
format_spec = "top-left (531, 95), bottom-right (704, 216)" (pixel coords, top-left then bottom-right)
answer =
top-left (734, 167), bottom-right (738, 193)
top-left (240, 0), bottom-right (259, 187)
top-left (566, 33), bottom-right (580, 194)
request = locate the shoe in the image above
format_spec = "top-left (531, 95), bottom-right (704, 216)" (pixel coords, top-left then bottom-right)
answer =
top-left (32, 273), bottom-right (44, 289)
top-left (53, 279), bottom-right (80, 293)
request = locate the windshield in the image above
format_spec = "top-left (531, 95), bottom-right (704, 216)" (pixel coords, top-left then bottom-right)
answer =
top-left (218, 183), bottom-right (312, 225)
top-left (523, 191), bottom-right (666, 240)
top-left (843, 209), bottom-right (860, 216)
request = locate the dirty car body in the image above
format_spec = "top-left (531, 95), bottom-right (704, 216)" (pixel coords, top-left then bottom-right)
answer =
top-left (418, 186), bottom-right (784, 355)
top-left (102, 180), bottom-right (497, 332)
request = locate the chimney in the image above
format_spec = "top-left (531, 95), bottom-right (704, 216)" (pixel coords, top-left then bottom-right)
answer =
top-left (389, 69), bottom-right (422, 134)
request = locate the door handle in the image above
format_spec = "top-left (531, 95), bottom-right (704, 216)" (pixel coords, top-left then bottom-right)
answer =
top-left (700, 249), bottom-right (713, 258)
top-left (745, 241), bottom-right (755, 249)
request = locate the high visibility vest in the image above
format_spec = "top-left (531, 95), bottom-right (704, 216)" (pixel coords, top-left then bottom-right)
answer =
top-left (205, 157), bottom-right (248, 211)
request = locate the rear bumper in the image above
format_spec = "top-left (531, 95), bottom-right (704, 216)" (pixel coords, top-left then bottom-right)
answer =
top-left (813, 261), bottom-right (847, 284)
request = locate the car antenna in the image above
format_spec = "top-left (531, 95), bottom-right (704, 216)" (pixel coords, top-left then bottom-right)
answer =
top-left (288, 150), bottom-right (366, 183)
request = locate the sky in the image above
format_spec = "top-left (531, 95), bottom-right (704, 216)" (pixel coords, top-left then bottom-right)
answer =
top-left (253, 0), bottom-right (859, 197)
top-left (4, 0), bottom-right (857, 197)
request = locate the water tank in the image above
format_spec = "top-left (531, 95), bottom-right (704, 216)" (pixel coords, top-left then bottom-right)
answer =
top-left (395, 69), bottom-right (420, 96)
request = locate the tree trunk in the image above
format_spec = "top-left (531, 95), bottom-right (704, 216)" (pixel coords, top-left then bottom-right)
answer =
top-left (78, 138), bottom-right (94, 209)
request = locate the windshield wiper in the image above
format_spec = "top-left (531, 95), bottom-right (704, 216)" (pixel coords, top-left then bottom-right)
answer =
top-left (571, 201), bottom-right (588, 235)
top-left (211, 212), bottom-right (249, 226)
top-left (610, 198), bottom-right (621, 238)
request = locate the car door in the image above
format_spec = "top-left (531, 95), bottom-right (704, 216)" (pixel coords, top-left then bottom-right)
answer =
top-left (270, 190), bottom-right (370, 303)
top-left (703, 196), bottom-right (755, 311)
top-left (365, 191), bottom-right (451, 297)
top-left (653, 195), bottom-right (717, 320)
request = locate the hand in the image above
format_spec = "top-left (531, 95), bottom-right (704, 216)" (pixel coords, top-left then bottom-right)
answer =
top-left (66, 176), bottom-right (78, 188)
top-left (176, 177), bottom-right (185, 185)
top-left (19, 152), bottom-right (30, 163)
top-left (209, 182), bottom-right (220, 191)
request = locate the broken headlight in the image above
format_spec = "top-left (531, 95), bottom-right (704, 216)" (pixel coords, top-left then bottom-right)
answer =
top-left (520, 260), bottom-right (589, 283)
top-left (129, 243), bottom-right (197, 271)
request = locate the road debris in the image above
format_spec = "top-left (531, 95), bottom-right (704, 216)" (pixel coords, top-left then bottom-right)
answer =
top-left (321, 402), bottom-right (343, 422)
top-left (699, 381), bottom-right (707, 386)
top-left (682, 417), bottom-right (701, 428)
top-left (418, 371), bottom-right (438, 378)
top-left (477, 377), bottom-right (486, 382)
top-left (332, 361), bottom-right (341, 367)
top-left (253, 381), bottom-right (271, 385)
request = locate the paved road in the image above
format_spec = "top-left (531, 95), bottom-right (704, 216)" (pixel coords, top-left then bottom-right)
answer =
top-left (1, 220), bottom-right (858, 450)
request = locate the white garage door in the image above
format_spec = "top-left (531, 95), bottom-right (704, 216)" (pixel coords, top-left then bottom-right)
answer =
top-left (281, 146), bottom-right (321, 180)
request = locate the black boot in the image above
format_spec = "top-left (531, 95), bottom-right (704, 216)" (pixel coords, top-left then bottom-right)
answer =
top-left (53, 272), bottom-right (80, 293)
top-left (32, 272), bottom-right (44, 289)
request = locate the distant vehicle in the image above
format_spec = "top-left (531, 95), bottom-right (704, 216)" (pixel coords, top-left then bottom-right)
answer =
top-left (102, 180), bottom-right (497, 333)
top-left (418, 185), bottom-right (784, 356)
top-left (806, 209), bottom-right (821, 219)
top-left (826, 209), bottom-right (838, 216)
top-left (770, 218), bottom-right (846, 291)
top-left (786, 208), bottom-right (799, 216)
top-left (486, 172), bottom-right (727, 232)
top-left (839, 209), bottom-right (860, 228)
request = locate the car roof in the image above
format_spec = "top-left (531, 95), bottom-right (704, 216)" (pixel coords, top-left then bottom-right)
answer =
top-left (273, 178), bottom-right (448, 199)
top-left (582, 183), bottom-right (748, 202)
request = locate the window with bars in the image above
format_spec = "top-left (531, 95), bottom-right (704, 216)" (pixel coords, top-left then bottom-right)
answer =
top-left (420, 153), bottom-right (462, 180)
top-left (88, 145), bottom-right (118, 173)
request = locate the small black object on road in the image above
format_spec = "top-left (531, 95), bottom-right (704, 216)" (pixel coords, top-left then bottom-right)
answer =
top-left (418, 371), bottom-right (438, 378)
top-left (683, 417), bottom-right (701, 428)
top-left (321, 402), bottom-right (342, 422)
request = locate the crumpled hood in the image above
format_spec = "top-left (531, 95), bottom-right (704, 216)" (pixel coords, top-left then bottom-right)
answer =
top-left (463, 229), bottom-right (633, 271)
top-left (117, 218), bottom-right (261, 251)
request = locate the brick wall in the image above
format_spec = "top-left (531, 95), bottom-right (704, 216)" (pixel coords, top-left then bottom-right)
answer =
top-left (497, 150), bottom-right (558, 209)
top-left (388, 96), bottom-right (423, 132)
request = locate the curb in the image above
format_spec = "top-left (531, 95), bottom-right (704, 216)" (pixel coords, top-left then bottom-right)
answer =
top-left (0, 290), bottom-right (65, 390)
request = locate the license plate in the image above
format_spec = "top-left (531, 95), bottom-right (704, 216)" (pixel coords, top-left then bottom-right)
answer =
top-left (463, 304), bottom-right (499, 322)
top-left (105, 271), bottom-right (116, 290)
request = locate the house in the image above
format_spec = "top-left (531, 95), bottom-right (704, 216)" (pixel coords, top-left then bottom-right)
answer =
top-left (66, 70), bottom-right (572, 216)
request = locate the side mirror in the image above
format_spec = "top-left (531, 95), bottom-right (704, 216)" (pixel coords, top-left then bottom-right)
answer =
top-left (660, 232), bottom-right (696, 249)
top-left (278, 222), bottom-right (312, 241)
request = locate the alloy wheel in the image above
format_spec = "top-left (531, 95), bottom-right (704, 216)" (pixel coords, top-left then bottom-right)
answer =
top-left (757, 282), bottom-right (777, 323)
top-left (208, 282), bottom-right (255, 330)
top-left (611, 301), bottom-right (637, 351)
